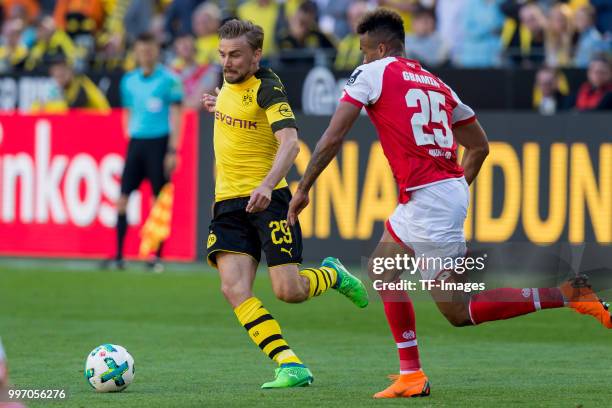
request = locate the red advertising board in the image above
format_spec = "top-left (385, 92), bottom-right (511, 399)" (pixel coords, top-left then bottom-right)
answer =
top-left (0, 110), bottom-right (198, 261)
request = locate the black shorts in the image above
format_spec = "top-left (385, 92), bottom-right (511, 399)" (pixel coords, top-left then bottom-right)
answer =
top-left (120, 136), bottom-right (168, 196)
top-left (206, 187), bottom-right (303, 268)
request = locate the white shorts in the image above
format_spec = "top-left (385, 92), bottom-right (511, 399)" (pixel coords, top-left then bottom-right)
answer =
top-left (387, 178), bottom-right (469, 280)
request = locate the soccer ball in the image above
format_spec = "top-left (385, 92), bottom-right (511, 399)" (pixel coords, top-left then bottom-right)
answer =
top-left (84, 344), bottom-right (135, 392)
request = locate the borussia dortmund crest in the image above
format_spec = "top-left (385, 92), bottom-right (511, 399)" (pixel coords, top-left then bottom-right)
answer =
top-left (207, 232), bottom-right (217, 248)
top-left (242, 89), bottom-right (254, 106)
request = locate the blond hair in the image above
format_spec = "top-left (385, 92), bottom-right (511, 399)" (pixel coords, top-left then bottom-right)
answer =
top-left (545, 3), bottom-right (575, 67)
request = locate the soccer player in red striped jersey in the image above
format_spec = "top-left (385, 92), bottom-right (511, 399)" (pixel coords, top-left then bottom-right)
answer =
top-left (288, 8), bottom-right (611, 399)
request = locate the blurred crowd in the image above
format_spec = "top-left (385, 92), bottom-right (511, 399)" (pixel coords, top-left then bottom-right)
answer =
top-left (0, 0), bottom-right (611, 112)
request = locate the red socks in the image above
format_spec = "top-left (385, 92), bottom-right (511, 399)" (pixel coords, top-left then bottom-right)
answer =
top-left (378, 286), bottom-right (566, 373)
top-left (469, 287), bottom-right (566, 325)
top-left (379, 290), bottom-right (421, 373)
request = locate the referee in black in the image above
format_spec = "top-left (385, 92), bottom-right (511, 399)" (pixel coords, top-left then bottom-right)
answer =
top-left (103, 33), bottom-right (184, 271)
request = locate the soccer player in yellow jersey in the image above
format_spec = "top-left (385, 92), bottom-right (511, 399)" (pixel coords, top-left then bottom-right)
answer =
top-left (201, 19), bottom-right (369, 389)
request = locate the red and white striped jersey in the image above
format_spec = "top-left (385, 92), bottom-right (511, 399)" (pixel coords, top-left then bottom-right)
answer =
top-left (341, 56), bottom-right (476, 203)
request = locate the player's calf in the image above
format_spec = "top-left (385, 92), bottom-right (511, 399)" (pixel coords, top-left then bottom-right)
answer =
top-left (221, 280), bottom-right (254, 308)
top-left (217, 253), bottom-right (257, 308)
top-left (270, 261), bottom-right (366, 305)
top-left (272, 286), bottom-right (308, 304)
top-left (435, 301), bottom-right (473, 327)
top-left (428, 272), bottom-right (474, 327)
top-left (467, 286), bottom-right (566, 325)
top-left (271, 279), bottom-right (309, 303)
top-left (430, 267), bottom-right (567, 326)
top-left (269, 265), bottom-right (310, 303)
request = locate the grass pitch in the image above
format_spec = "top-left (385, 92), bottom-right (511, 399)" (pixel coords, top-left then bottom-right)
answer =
top-left (0, 262), bottom-right (610, 408)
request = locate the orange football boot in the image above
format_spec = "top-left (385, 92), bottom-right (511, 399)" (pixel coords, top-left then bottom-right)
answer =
top-left (373, 370), bottom-right (430, 399)
top-left (559, 274), bottom-right (612, 328)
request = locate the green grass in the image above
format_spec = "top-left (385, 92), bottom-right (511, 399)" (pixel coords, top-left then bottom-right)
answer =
top-left (0, 263), bottom-right (610, 408)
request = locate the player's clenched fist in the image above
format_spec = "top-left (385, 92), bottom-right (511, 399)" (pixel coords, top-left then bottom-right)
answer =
top-left (287, 189), bottom-right (309, 226)
top-left (201, 87), bottom-right (220, 113)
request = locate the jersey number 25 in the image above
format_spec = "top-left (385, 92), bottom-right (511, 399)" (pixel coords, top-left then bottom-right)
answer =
top-left (406, 89), bottom-right (453, 148)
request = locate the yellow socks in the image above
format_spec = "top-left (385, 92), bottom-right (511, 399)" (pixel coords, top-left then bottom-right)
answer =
top-left (232, 268), bottom-right (338, 367)
top-left (299, 267), bottom-right (338, 298)
top-left (234, 297), bottom-right (302, 365)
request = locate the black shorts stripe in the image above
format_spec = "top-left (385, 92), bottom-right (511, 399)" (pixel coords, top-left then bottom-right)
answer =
top-left (268, 345), bottom-right (290, 359)
top-left (257, 334), bottom-right (284, 350)
top-left (244, 314), bottom-right (273, 331)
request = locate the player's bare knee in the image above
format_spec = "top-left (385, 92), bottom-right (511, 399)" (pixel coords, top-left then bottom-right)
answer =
top-left (220, 281), bottom-right (251, 307)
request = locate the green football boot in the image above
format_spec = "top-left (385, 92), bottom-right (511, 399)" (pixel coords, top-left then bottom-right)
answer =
top-left (261, 364), bottom-right (314, 389)
top-left (322, 257), bottom-right (369, 308)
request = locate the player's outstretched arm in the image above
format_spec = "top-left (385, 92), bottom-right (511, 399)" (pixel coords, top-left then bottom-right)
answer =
top-left (246, 127), bottom-right (300, 213)
top-left (288, 101), bottom-right (361, 225)
top-left (455, 119), bottom-right (489, 185)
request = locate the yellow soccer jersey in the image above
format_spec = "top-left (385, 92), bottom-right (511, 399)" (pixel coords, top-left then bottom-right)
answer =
top-left (214, 68), bottom-right (297, 202)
